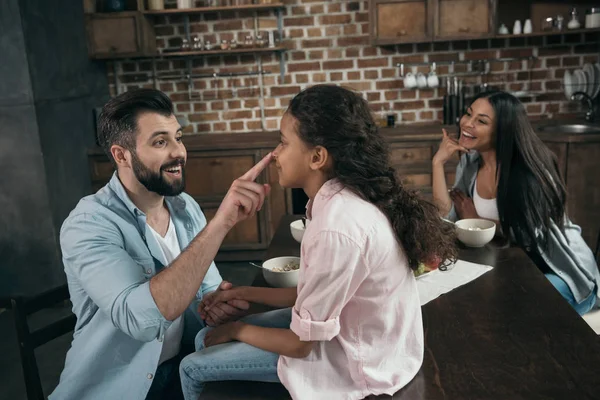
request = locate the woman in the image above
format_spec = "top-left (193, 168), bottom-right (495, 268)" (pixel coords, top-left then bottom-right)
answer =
top-left (432, 90), bottom-right (599, 315)
top-left (179, 85), bottom-right (457, 400)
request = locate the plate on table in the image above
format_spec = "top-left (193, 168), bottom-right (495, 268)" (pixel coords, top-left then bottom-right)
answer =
top-left (564, 70), bottom-right (574, 99)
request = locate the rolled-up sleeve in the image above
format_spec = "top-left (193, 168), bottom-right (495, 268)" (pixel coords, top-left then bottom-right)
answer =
top-left (291, 231), bottom-right (369, 342)
top-left (60, 213), bottom-right (171, 342)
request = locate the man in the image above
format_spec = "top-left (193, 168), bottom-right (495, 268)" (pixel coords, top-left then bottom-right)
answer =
top-left (50, 89), bottom-right (272, 400)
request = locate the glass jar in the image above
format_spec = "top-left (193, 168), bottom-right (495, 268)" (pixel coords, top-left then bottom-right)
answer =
top-left (205, 40), bottom-right (213, 50)
top-left (220, 39), bottom-right (229, 50)
top-left (244, 35), bottom-right (254, 48)
top-left (256, 33), bottom-right (265, 47)
top-left (230, 39), bottom-right (238, 49)
top-left (181, 38), bottom-right (190, 51)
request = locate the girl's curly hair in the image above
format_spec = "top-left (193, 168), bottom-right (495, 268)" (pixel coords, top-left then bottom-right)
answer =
top-left (287, 85), bottom-right (457, 270)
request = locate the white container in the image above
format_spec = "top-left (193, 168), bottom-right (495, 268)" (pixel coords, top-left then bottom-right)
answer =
top-left (586, 8), bottom-right (600, 28)
top-left (177, 0), bottom-right (193, 9)
top-left (289, 219), bottom-right (306, 243)
top-left (523, 19), bottom-right (533, 34)
top-left (454, 218), bottom-right (496, 248)
top-left (513, 20), bottom-right (522, 35)
top-left (262, 257), bottom-right (300, 288)
top-left (148, 0), bottom-right (164, 10)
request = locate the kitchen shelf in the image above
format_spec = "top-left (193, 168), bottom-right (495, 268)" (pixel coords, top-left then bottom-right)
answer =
top-left (142, 3), bottom-right (285, 15)
top-left (159, 46), bottom-right (286, 58)
top-left (374, 27), bottom-right (600, 46)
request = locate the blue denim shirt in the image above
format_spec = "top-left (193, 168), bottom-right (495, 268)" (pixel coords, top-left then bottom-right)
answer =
top-left (49, 173), bottom-right (222, 400)
top-left (447, 152), bottom-right (599, 306)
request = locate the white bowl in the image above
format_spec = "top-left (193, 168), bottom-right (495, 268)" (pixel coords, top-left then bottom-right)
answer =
top-left (262, 256), bottom-right (300, 288)
top-left (290, 219), bottom-right (306, 243)
top-left (454, 219), bottom-right (496, 247)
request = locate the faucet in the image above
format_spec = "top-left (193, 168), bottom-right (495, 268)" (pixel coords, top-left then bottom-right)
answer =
top-left (570, 91), bottom-right (595, 122)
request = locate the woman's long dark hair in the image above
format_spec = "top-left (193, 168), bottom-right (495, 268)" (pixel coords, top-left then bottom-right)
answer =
top-left (473, 91), bottom-right (567, 248)
top-left (287, 85), bottom-right (457, 270)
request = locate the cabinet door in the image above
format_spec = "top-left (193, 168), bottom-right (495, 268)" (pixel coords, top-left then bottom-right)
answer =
top-left (435, 0), bottom-right (492, 39)
top-left (202, 207), bottom-right (262, 249)
top-left (543, 141), bottom-right (568, 180)
top-left (85, 12), bottom-right (156, 59)
top-left (370, 0), bottom-right (432, 45)
top-left (565, 143), bottom-right (600, 249)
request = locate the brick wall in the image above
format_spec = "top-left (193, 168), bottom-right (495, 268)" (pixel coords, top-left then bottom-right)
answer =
top-left (107, 0), bottom-right (600, 134)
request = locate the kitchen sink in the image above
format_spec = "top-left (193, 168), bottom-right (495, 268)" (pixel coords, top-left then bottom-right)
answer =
top-left (537, 124), bottom-right (600, 134)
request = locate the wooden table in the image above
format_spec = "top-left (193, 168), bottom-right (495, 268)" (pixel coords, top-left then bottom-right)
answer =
top-left (241, 215), bottom-right (600, 400)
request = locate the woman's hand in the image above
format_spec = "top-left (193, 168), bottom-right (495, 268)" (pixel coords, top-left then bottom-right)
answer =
top-left (204, 321), bottom-right (244, 348)
top-left (450, 189), bottom-right (479, 219)
top-left (433, 129), bottom-right (469, 166)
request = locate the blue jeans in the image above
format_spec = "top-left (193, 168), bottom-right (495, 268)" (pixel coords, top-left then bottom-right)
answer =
top-left (545, 273), bottom-right (596, 316)
top-left (179, 307), bottom-right (292, 400)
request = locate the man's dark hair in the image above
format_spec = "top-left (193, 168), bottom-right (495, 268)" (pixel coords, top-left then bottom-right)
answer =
top-left (97, 88), bottom-right (174, 166)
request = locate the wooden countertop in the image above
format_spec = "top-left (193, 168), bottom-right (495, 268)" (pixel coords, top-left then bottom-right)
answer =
top-left (88, 119), bottom-right (600, 155)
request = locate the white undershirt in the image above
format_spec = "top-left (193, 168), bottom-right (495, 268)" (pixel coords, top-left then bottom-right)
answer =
top-left (473, 177), bottom-right (500, 221)
top-left (148, 218), bottom-right (184, 365)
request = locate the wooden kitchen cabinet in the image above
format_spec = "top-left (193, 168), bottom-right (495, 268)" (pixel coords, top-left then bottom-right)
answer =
top-left (85, 12), bottom-right (156, 59)
top-left (370, 0), bottom-right (433, 45)
top-left (87, 136), bottom-right (292, 262)
top-left (435, 0), bottom-right (494, 39)
top-left (565, 142), bottom-right (600, 250)
top-left (370, 0), bottom-right (495, 45)
top-left (87, 129), bottom-right (600, 259)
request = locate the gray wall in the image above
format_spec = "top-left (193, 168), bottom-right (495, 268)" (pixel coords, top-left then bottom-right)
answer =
top-left (0, 0), bottom-right (109, 287)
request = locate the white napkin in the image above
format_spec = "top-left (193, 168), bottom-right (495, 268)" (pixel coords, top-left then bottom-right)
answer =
top-left (417, 259), bottom-right (493, 306)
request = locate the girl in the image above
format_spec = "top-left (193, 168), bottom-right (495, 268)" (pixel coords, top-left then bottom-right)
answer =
top-left (179, 85), bottom-right (457, 400)
top-left (432, 90), bottom-right (599, 315)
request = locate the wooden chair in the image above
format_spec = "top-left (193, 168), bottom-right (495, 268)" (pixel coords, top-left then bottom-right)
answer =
top-left (1, 284), bottom-right (76, 400)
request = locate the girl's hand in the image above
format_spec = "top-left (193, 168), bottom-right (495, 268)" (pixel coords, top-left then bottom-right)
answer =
top-left (201, 286), bottom-right (247, 312)
top-left (433, 129), bottom-right (469, 166)
top-left (204, 321), bottom-right (244, 348)
top-left (450, 189), bottom-right (478, 219)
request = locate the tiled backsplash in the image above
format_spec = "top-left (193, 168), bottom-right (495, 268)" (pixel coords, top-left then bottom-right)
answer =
top-left (107, 0), bottom-right (600, 133)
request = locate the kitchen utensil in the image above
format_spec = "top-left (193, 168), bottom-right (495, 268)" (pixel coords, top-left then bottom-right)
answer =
top-left (451, 77), bottom-right (459, 125)
top-left (443, 78), bottom-right (452, 124)
top-left (249, 262), bottom-right (268, 270)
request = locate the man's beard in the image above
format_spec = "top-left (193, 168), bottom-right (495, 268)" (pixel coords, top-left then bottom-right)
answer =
top-left (130, 151), bottom-right (186, 196)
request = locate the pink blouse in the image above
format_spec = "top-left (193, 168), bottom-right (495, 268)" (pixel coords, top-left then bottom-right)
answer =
top-left (278, 180), bottom-right (424, 400)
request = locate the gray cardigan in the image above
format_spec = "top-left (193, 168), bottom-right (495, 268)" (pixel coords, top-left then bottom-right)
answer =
top-left (446, 152), bottom-right (599, 306)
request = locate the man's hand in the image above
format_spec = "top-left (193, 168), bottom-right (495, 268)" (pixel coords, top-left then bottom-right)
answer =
top-left (199, 281), bottom-right (249, 327)
top-left (450, 189), bottom-right (478, 219)
top-left (212, 153), bottom-right (273, 232)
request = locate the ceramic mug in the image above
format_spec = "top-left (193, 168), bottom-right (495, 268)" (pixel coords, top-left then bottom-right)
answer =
top-left (427, 72), bottom-right (439, 88)
top-left (416, 72), bottom-right (428, 88)
top-left (404, 73), bottom-right (417, 89)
